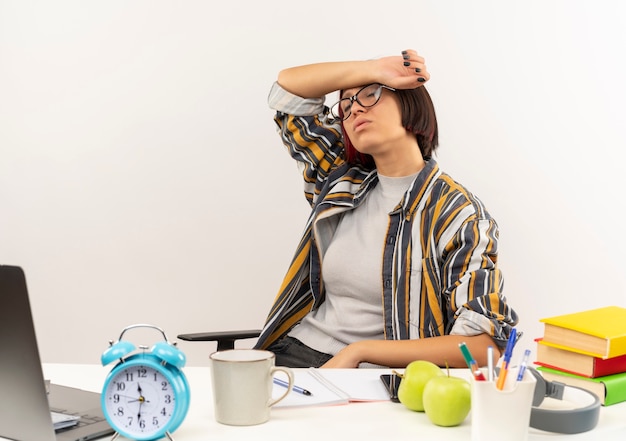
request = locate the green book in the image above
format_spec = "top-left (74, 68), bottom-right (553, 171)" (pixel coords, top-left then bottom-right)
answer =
top-left (537, 366), bottom-right (626, 406)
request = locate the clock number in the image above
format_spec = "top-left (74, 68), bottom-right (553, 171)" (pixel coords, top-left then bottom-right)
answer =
top-left (164, 394), bottom-right (172, 404)
top-left (139, 419), bottom-right (146, 429)
top-left (152, 416), bottom-right (159, 426)
top-left (160, 407), bottom-right (167, 416)
top-left (117, 407), bottom-right (125, 417)
top-left (113, 393), bottom-right (120, 403)
top-left (161, 381), bottom-right (168, 391)
top-left (137, 368), bottom-right (147, 378)
top-left (116, 381), bottom-right (126, 391)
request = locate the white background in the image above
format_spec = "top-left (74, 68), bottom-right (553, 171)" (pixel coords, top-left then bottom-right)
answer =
top-left (1, 0), bottom-right (625, 367)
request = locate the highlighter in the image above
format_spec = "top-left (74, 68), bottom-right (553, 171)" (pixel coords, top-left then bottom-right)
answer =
top-left (459, 342), bottom-right (487, 381)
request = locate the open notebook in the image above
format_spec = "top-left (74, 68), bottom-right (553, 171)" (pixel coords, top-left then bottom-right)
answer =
top-left (274, 368), bottom-right (394, 408)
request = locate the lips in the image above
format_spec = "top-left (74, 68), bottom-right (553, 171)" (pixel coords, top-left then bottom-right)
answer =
top-left (353, 118), bottom-right (370, 131)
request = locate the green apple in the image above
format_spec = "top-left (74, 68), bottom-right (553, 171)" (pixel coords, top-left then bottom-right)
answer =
top-left (397, 360), bottom-right (444, 411)
top-left (422, 374), bottom-right (471, 427)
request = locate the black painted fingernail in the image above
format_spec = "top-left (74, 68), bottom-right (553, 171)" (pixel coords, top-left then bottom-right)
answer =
top-left (415, 68), bottom-right (421, 73)
top-left (403, 61), bottom-right (410, 66)
top-left (402, 50), bottom-right (408, 55)
top-left (418, 77), bottom-right (426, 83)
top-left (403, 54), bottom-right (409, 60)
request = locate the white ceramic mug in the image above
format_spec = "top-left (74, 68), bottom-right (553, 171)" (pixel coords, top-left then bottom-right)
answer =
top-left (209, 349), bottom-right (294, 426)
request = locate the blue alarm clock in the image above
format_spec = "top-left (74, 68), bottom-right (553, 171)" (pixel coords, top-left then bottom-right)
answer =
top-left (101, 324), bottom-right (190, 441)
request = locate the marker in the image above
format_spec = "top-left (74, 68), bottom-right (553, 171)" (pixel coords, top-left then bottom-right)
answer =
top-left (273, 378), bottom-right (312, 396)
top-left (496, 328), bottom-right (517, 390)
top-left (459, 342), bottom-right (487, 381)
top-left (516, 349), bottom-right (531, 382)
top-left (487, 346), bottom-right (495, 382)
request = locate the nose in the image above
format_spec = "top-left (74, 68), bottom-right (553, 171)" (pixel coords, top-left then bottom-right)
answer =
top-left (348, 97), bottom-right (366, 117)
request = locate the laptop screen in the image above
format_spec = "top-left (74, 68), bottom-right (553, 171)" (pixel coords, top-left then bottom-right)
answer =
top-left (0, 265), bottom-right (114, 441)
top-left (0, 265), bottom-right (57, 441)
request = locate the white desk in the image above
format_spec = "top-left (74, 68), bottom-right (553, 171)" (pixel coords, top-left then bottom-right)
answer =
top-left (38, 364), bottom-right (626, 441)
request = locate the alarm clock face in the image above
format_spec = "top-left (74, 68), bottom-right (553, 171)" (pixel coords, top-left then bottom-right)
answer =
top-left (102, 362), bottom-right (179, 440)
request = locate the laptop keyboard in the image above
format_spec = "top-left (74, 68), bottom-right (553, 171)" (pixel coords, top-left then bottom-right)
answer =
top-left (50, 408), bottom-right (106, 432)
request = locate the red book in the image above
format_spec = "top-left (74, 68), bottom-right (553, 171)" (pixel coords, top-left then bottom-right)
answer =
top-left (535, 338), bottom-right (626, 378)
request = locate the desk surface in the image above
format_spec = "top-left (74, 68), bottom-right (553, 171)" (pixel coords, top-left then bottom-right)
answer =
top-left (24, 364), bottom-right (626, 441)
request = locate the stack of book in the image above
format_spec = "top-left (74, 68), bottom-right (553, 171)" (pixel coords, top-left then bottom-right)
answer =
top-left (535, 305), bottom-right (626, 406)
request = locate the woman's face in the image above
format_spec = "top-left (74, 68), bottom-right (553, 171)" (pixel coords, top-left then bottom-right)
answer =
top-left (341, 85), bottom-right (410, 158)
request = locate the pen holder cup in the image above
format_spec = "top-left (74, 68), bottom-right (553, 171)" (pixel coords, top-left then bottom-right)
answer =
top-left (471, 369), bottom-right (537, 441)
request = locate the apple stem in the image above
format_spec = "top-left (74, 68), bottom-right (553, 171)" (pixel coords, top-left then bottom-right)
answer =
top-left (391, 369), bottom-right (404, 379)
top-left (444, 361), bottom-right (450, 377)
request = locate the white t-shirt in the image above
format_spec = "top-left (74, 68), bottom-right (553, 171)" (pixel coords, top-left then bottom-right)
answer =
top-left (289, 172), bottom-right (419, 355)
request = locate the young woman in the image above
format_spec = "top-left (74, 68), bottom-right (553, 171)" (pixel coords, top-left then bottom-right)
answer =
top-left (254, 49), bottom-right (518, 368)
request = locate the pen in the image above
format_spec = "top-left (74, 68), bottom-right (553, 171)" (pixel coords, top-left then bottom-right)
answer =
top-left (459, 342), bottom-right (486, 381)
top-left (516, 349), bottom-right (531, 382)
top-left (496, 327), bottom-right (517, 390)
top-left (487, 346), bottom-right (494, 382)
top-left (273, 378), bottom-right (312, 396)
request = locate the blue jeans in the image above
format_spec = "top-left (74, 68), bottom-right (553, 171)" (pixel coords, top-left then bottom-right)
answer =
top-left (267, 336), bottom-right (333, 368)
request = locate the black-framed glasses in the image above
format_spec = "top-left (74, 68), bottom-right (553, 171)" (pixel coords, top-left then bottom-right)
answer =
top-left (330, 83), bottom-right (396, 121)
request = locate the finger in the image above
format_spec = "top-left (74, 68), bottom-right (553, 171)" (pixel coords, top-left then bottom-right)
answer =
top-left (401, 51), bottom-right (425, 69)
top-left (406, 50), bottom-right (429, 82)
top-left (401, 49), bottom-right (424, 63)
top-left (400, 59), bottom-right (429, 83)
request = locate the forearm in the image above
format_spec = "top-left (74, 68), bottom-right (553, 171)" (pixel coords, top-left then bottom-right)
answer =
top-left (276, 51), bottom-right (429, 98)
top-left (323, 333), bottom-right (500, 369)
top-left (277, 60), bottom-right (380, 98)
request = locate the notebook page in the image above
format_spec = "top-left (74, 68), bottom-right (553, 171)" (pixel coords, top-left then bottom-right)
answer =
top-left (273, 368), bottom-right (349, 408)
top-left (311, 368), bottom-right (392, 401)
top-left (274, 368), bottom-right (392, 408)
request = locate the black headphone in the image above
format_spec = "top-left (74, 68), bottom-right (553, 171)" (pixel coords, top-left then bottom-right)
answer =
top-left (527, 367), bottom-right (601, 434)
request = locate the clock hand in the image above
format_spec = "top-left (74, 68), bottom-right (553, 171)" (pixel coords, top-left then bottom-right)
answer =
top-left (113, 393), bottom-right (144, 403)
top-left (136, 383), bottom-right (144, 421)
top-left (135, 383), bottom-right (150, 404)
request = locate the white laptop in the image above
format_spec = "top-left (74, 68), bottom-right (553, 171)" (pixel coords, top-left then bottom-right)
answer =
top-left (0, 265), bottom-right (115, 441)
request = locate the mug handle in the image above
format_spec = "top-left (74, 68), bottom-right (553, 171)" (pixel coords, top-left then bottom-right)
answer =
top-left (268, 366), bottom-right (294, 407)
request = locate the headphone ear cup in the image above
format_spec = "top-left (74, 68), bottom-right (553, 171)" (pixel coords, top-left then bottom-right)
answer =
top-left (527, 367), bottom-right (547, 406)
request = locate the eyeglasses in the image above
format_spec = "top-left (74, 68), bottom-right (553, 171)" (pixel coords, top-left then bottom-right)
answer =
top-left (330, 83), bottom-right (396, 121)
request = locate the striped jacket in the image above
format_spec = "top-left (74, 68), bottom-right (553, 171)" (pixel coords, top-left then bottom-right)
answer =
top-left (255, 83), bottom-right (518, 352)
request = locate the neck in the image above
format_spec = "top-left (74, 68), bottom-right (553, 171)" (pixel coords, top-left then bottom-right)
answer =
top-left (373, 141), bottom-right (426, 177)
